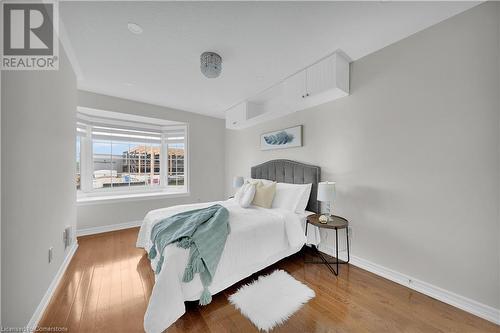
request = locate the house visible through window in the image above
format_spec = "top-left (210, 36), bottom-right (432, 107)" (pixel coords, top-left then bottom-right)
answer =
top-left (76, 108), bottom-right (188, 199)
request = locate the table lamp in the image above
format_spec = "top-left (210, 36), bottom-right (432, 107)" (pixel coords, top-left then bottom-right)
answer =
top-left (233, 176), bottom-right (244, 189)
top-left (317, 181), bottom-right (336, 222)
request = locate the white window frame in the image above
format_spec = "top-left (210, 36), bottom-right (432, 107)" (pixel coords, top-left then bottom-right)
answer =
top-left (76, 107), bottom-right (189, 203)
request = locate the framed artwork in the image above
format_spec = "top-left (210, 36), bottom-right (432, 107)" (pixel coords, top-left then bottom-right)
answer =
top-left (260, 125), bottom-right (302, 151)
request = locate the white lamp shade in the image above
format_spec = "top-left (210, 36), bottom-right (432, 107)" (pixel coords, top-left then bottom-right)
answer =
top-left (317, 181), bottom-right (336, 202)
top-left (233, 176), bottom-right (244, 188)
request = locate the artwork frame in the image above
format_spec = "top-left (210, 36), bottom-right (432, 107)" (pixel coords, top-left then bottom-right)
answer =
top-left (260, 125), bottom-right (303, 151)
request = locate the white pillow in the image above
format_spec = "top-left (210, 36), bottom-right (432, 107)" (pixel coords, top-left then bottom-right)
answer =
top-left (245, 178), bottom-right (274, 185)
top-left (272, 183), bottom-right (312, 213)
top-left (235, 182), bottom-right (256, 208)
top-left (295, 183), bottom-right (312, 213)
top-left (234, 184), bottom-right (246, 201)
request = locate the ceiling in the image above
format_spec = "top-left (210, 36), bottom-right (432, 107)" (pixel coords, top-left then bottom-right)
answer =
top-left (60, 1), bottom-right (478, 119)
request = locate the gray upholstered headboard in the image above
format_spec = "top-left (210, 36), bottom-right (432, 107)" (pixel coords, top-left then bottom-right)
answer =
top-left (251, 159), bottom-right (321, 213)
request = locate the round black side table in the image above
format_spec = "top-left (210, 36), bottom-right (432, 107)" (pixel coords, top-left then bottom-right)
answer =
top-left (305, 214), bottom-right (350, 276)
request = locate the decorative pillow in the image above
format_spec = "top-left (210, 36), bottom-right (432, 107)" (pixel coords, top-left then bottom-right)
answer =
top-left (245, 178), bottom-right (274, 185)
top-left (234, 184), bottom-right (246, 202)
top-left (252, 181), bottom-right (276, 208)
top-left (237, 183), bottom-right (256, 208)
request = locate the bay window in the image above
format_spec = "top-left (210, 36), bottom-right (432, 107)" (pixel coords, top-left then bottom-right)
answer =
top-left (76, 108), bottom-right (188, 201)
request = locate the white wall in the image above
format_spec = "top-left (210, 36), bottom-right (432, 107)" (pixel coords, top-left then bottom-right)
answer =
top-left (0, 63), bottom-right (2, 327)
top-left (1, 44), bottom-right (77, 326)
top-left (226, 2), bottom-right (500, 310)
top-left (497, 0), bottom-right (500, 292)
top-left (77, 91), bottom-right (226, 230)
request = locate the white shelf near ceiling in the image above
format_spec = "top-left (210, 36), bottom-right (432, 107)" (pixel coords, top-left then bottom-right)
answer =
top-left (226, 51), bottom-right (350, 129)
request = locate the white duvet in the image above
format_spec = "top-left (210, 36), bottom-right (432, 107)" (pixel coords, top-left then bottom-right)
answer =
top-left (136, 199), bottom-right (312, 333)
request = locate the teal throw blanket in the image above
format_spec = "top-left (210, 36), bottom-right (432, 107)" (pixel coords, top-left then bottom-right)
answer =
top-left (148, 204), bottom-right (230, 305)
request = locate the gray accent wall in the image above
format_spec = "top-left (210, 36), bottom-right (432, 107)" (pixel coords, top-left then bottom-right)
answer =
top-left (1, 44), bottom-right (77, 326)
top-left (225, 2), bottom-right (500, 309)
top-left (76, 91), bottom-right (226, 230)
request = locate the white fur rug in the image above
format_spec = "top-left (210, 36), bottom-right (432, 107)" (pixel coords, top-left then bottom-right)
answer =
top-left (228, 269), bottom-right (315, 331)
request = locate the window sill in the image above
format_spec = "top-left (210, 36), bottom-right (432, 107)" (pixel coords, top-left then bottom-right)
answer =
top-left (77, 190), bottom-right (190, 206)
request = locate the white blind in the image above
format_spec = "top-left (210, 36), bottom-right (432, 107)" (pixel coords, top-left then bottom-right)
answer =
top-left (91, 125), bottom-right (162, 144)
top-left (76, 122), bottom-right (87, 137)
top-left (163, 127), bottom-right (186, 144)
top-left (77, 111), bottom-right (186, 144)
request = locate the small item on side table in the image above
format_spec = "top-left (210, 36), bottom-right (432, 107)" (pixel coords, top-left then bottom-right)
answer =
top-left (304, 213), bottom-right (350, 276)
top-left (318, 215), bottom-right (329, 223)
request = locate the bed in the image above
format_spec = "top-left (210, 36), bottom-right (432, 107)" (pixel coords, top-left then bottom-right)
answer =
top-left (136, 159), bottom-right (321, 333)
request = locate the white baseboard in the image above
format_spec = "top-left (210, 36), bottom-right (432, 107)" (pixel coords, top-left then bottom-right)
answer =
top-left (76, 220), bottom-right (142, 237)
top-left (26, 220), bottom-right (140, 329)
top-left (318, 244), bottom-right (500, 325)
top-left (27, 242), bottom-right (79, 330)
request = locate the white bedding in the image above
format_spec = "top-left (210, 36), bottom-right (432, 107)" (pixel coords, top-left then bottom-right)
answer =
top-left (136, 199), bottom-right (311, 333)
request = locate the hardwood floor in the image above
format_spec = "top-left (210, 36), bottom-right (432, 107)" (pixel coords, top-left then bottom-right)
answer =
top-left (38, 228), bottom-right (498, 333)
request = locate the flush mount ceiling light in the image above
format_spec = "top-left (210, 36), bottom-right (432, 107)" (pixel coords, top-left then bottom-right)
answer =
top-left (200, 52), bottom-right (222, 78)
top-left (127, 22), bottom-right (143, 35)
